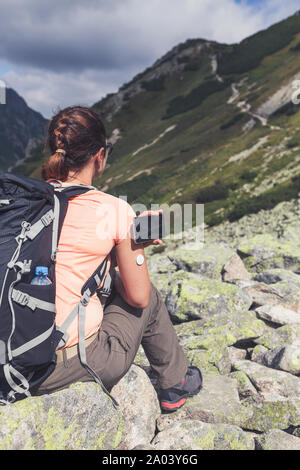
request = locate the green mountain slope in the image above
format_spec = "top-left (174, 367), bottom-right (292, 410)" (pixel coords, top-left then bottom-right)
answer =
top-left (22, 11), bottom-right (300, 227)
top-left (0, 88), bottom-right (48, 172)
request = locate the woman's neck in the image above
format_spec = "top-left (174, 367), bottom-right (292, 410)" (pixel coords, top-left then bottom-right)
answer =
top-left (63, 148), bottom-right (106, 186)
top-left (64, 177), bottom-right (92, 186)
top-left (65, 169), bottom-right (93, 186)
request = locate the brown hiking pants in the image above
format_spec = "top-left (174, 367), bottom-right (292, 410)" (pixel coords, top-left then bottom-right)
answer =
top-left (35, 283), bottom-right (188, 395)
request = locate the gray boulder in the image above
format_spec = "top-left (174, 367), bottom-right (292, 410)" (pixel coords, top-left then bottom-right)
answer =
top-left (242, 399), bottom-right (300, 432)
top-left (156, 374), bottom-right (251, 430)
top-left (230, 371), bottom-right (258, 400)
top-left (233, 360), bottom-right (300, 400)
top-left (255, 324), bottom-right (300, 349)
top-left (222, 254), bottom-right (252, 282)
top-left (174, 311), bottom-right (268, 374)
top-left (165, 271), bottom-right (252, 323)
top-left (166, 242), bottom-right (236, 280)
top-left (253, 342), bottom-right (300, 375)
top-left (255, 429), bottom-right (300, 450)
top-left (255, 304), bottom-right (300, 325)
top-left (0, 382), bottom-right (124, 450)
top-left (253, 268), bottom-right (300, 286)
top-left (237, 233), bottom-right (300, 273)
top-left (0, 365), bottom-right (161, 451)
top-left (241, 282), bottom-right (285, 309)
top-left (112, 365), bottom-right (160, 449)
top-left (153, 419), bottom-right (255, 450)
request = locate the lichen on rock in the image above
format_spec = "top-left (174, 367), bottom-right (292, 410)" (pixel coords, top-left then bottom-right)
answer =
top-left (0, 382), bottom-right (124, 450)
top-left (4, 192), bottom-right (300, 450)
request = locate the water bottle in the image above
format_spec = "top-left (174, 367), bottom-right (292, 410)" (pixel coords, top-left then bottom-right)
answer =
top-left (30, 266), bottom-right (52, 285)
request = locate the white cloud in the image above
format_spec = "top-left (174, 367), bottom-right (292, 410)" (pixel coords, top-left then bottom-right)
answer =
top-left (2, 67), bottom-right (138, 118)
top-left (0, 0), bottom-right (298, 118)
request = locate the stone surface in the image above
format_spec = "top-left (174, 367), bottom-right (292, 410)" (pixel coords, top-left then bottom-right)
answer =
top-left (157, 374), bottom-right (251, 430)
top-left (152, 420), bottom-right (255, 450)
top-left (165, 271), bottom-right (252, 323)
top-left (251, 344), bottom-right (268, 362)
top-left (175, 323), bottom-right (257, 376)
top-left (166, 242), bottom-right (236, 280)
top-left (147, 253), bottom-right (177, 300)
top-left (253, 268), bottom-right (300, 286)
top-left (253, 342), bottom-right (300, 375)
top-left (237, 233), bottom-right (300, 273)
top-left (133, 345), bottom-right (150, 367)
top-left (230, 371), bottom-right (258, 400)
top-left (227, 346), bottom-right (247, 363)
top-left (242, 283), bottom-right (285, 308)
top-left (255, 304), bottom-right (300, 325)
top-left (0, 382), bottom-right (124, 450)
top-left (255, 324), bottom-right (300, 349)
top-left (112, 365), bottom-right (160, 450)
top-left (5, 195), bottom-right (300, 450)
top-left (175, 311), bottom-right (268, 352)
top-left (255, 429), bottom-right (300, 450)
top-left (233, 360), bottom-right (300, 400)
top-left (242, 399), bottom-right (300, 432)
top-left (222, 254), bottom-right (252, 282)
top-left (174, 311), bottom-right (268, 375)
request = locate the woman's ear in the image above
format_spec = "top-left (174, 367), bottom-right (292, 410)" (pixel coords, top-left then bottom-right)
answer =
top-left (93, 147), bottom-right (106, 177)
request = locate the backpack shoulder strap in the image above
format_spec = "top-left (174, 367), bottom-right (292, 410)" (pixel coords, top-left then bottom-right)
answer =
top-left (52, 181), bottom-right (97, 194)
top-left (52, 184), bottom-right (118, 408)
top-left (57, 256), bottom-right (109, 340)
top-left (51, 184), bottom-right (96, 261)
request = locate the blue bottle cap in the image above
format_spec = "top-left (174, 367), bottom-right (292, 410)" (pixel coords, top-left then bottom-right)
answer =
top-left (35, 266), bottom-right (48, 276)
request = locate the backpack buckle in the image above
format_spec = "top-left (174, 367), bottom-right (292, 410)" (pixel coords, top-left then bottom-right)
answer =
top-left (16, 221), bottom-right (31, 242)
top-left (13, 290), bottom-right (29, 307)
top-left (81, 289), bottom-right (91, 307)
top-left (51, 248), bottom-right (59, 262)
top-left (21, 221), bottom-right (31, 230)
top-left (41, 213), bottom-right (54, 227)
top-left (98, 272), bottom-right (113, 297)
top-left (14, 260), bottom-right (32, 274)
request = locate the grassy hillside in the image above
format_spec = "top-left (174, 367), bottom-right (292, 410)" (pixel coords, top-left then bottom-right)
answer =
top-left (16, 11), bottom-right (300, 228)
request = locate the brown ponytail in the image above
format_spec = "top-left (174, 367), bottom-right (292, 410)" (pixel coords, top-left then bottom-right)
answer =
top-left (42, 105), bottom-right (107, 182)
top-left (42, 151), bottom-right (69, 181)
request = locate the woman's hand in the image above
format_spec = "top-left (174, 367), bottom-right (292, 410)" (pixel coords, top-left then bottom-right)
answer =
top-left (112, 209), bottom-right (163, 308)
top-left (135, 209), bottom-right (164, 249)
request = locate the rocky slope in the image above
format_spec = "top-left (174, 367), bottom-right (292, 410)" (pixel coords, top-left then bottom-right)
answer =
top-left (0, 88), bottom-right (48, 172)
top-left (2, 195), bottom-right (300, 450)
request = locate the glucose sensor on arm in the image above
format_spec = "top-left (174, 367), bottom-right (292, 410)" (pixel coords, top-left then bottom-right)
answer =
top-left (136, 254), bottom-right (145, 266)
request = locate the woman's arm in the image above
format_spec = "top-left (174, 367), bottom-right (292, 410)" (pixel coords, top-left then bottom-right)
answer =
top-left (114, 235), bottom-right (152, 308)
top-left (113, 208), bottom-right (164, 309)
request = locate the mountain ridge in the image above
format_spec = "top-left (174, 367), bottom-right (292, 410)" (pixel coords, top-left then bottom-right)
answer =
top-left (94, 10), bottom-right (300, 121)
top-left (0, 87), bottom-right (48, 172)
top-left (6, 10), bottom-right (300, 228)
top-left (89, 10), bottom-right (300, 227)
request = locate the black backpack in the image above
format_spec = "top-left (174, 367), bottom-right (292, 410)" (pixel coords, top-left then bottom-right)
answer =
top-left (0, 173), bottom-right (117, 407)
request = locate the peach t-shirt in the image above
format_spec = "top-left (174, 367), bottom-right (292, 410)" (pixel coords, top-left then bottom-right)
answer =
top-left (55, 184), bottom-right (136, 348)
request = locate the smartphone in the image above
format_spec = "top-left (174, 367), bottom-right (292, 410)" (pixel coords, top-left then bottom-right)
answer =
top-left (133, 213), bottom-right (165, 244)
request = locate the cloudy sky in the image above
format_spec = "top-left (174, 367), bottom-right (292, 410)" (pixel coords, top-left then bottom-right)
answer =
top-left (0, 0), bottom-right (299, 118)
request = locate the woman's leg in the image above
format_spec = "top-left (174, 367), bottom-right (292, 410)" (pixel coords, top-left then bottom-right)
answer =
top-left (35, 283), bottom-right (188, 395)
top-left (100, 282), bottom-right (189, 390)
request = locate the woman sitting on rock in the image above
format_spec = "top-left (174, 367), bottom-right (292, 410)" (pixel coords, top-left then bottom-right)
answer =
top-left (36, 105), bottom-right (202, 411)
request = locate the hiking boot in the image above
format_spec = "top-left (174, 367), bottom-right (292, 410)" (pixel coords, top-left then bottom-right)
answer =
top-left (159, 366), bottom-right (203, 412)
